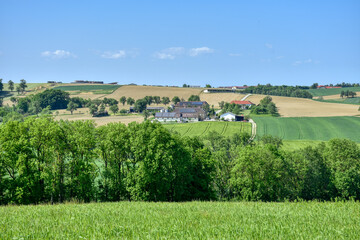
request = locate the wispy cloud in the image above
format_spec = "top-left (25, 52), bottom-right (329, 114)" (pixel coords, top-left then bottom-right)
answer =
top-left (189, 47), bottom-right (214, 56)
top-left (293, 58), bottom-right (318, 66)
top-left (265, 43), bottom-right (273, 49)
top-left (154, 47), bottom-right (185, 60)
top-left (154, 47), bottom-right (213, 59)
top-left (101, 50), bottom-right (126, 59)
top-left (41, 50), bottom-right (76, 58)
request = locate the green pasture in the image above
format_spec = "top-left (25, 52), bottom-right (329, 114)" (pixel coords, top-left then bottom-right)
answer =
top-left (314, 97), bottom-right (360, 105)
top-left (53, 85), bottom-right (121, 93)
top-left (1, 201), bottom-right (359, 239)
top-left (254, 116), bottom-right (360, 142)
top-left (163, 121), bottom-right (252, 137)
top-left (307, 87), bottom-right (360, 97)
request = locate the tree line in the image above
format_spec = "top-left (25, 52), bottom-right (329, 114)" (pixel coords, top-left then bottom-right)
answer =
top-left (340, 90), bottom-right (357, 98)
top-left (0, 118), bottom-right (359, 205)
top-left (243, 84), bottom-right (313, 99)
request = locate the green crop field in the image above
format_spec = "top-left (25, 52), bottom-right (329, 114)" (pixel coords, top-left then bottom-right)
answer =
top-left (1, 201), bottom-right (359, 239)
top-left (314, 97), bottom-right (360, 105)
top-left (53, 85), bottom-right (121, 92)
top-left (254, 116), bottom-right (360, 142)
top-left (307, 87), bottom-right (360, 97)
top-left (163, 121), bottom-right (251, 137)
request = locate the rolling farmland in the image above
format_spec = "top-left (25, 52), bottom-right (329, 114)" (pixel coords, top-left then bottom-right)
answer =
top-left (307, 87), bottom-right (360, 97)
top-left (254, 116), bottom-right (360, 142)
top-left (163, 121), bottom-right (251, 137)
top-left (1, 201), bottom-right (359, 239)
top-left (53, 84), bottom-right (121, 92)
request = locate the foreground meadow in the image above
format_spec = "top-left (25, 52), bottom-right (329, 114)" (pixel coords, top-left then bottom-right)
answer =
top-left (1, 201), bottom-right (359, 239)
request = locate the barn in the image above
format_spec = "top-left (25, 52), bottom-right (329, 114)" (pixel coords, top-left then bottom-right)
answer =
top-left (220, 112), bottom-right (244, 121)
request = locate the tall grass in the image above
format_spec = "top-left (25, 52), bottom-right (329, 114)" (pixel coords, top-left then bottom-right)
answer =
top-left (1, 201), bottom-right (359, 239)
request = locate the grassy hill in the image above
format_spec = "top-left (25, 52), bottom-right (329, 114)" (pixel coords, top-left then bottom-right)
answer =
top-left (163, 121), bottom-right (251, 137)
top-left (307, 87), bottom-right (360, 97)
top-left (254, 116), bottom-right (360, 142)
top-left (53, 84), bottom-right (121, 94)
top-left (1, 201), bottom-right (359, 239)
top-left (314, 97), bottom-right (360, 105)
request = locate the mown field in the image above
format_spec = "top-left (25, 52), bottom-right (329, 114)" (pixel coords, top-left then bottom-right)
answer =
top-left (1, 201), bottom-right (359, 239)
top-left (163, 121), bottom-right (251, 137)
top-left (307, 86), bottom-right (360, 97)
top-left (254, 116), bottom-right (360, 142)
top-left (53, 84), bottom-right (121, 93)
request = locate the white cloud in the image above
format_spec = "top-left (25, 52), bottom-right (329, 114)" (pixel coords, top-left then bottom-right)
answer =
top-left (265, 43), bottom-right (273, 49)
top-left (189, 47), bottom-right (214, 56)
top-left (154, 47), bottom-right (185, 60)
top-left (293, 58), bottom-right (319, 66)
top-left (101, 50), bottom-right (126, 59)
top-left (41, 50), bottom-right (75, 58)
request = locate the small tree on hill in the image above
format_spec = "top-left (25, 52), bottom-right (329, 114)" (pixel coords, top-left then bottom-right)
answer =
top-left (0, 79), bottom-right (3, 92)
top-left (110, 104), bottom-right (119, 115)
top-left (188, 95), bottom-right (200, 101)
top-left (120, 96), bottom-right (126, 105)
top-left (67, 101), bottom-right (78, 115)
top-left (172, 96), bottom-right (181, 105)
top-left (162, 96), bottom-right (170, 105)
top-left (127, 97), bottom-right (135, 106)
top-left (153, 96), bottom-right (161, 104)
top-left (8, 80), bottom-right (14, 92)
top-left (19, 79), bottom-right (27, 94)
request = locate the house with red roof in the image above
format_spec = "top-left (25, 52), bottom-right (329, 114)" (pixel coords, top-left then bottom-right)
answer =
top-left (230, 100), bottom-right (255, 109)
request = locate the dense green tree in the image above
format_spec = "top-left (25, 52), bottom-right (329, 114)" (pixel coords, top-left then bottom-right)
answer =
top-left (110, 104), bottom-right (119, 115)
top-left (188, 95), bottom-right (200, 101)
top-left (134, 99), bottom-right (147, 112)
top-left (161, 97), bottom-right (170, 105)
top-left (172, 96), bottom-right (181, 105)
top-left (0, 79), bottom-right (3, 92)
top-left (33, 89), bottom-right (70, 110)
top-left (120, 96), bottom-right (126, 105)
top-left (8, 80), bottom-right (14, 92)
top-left (19, 79), bottom-right (27, 94)
top-left (144, 96), bottom-right (153, 105)
top-left (153, 96), bottom-right (161, 104)
top-left (127, 97), bottom-right (135, 106)
top-left (205, 84), bottom-right (211, 88)
top-left (67, 101), bottom-right (78, 115)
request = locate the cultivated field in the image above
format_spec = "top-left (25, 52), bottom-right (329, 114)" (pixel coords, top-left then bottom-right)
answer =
top-left (163, 121), bottom-right (251, 137)
top-left (247, 94), bottom-right (359, 117)
top-left (104, 85), bottom-right (203, 103)
top-left (307, 86), bottom-right (360, 97)
top-left (199, 92), bottom-right (247, 107)
top-left (1, 201), bottom-right (359, 239)
top-left (53, 84), bottom-right (121, 93)
top-left (314, 97), bottom-right (360, 105)
top-left (54, 108), bottom-right (143, 126)
top-left (320, 92), bottom-right (360, 100)
top-left (254, 116), bottom-right (360, 142)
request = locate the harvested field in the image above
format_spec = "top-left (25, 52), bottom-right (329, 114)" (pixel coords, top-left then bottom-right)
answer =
top-left (307, 86), bottom-right (360, 97)
top-left (247, 94), bottom-right (359, 117)
top-left (54, 108), bottom-right (143, 126)
top-left (105, 85), bottom-right (203, 102)
top-left (199, 92), bottom-right (247, 107)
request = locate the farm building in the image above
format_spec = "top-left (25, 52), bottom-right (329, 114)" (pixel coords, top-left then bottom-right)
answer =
top-left (220, 112), bottom-right (244, 121)
top-left (230, 100), bottom-right (255, 109)
top-left (129, 106), bottom-right (165, 113)
top-left (155, 108), bottom-right (206, 122)
top-left (176, 101), bottom-right (209, 108)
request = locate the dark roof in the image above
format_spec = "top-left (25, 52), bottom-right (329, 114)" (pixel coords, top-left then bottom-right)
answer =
top-left (155, 112), bottom-right (179, 118)
top-left (147, 107), bottom-right (165, 110)
top-left (179, 108), bottom-right (196, 113)
top-left (177, 101), bottom-right (208, 106)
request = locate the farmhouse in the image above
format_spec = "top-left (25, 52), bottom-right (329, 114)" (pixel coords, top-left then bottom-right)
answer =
top-left (220, 112), bottom-right (244, 121)
top-left (154, 112), bottom-right (181, 122)
top-left (176, 101), bottom-right (209, 108)
top-left (230, 100), bottom-right (255, 109)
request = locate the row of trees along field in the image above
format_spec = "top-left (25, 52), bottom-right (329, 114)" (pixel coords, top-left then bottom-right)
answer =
top-left (0, 79), bottom-right (28, 94)
top-left (340, 90), bottom-right (357, 98)
top-left (243, 84), bottom-right (313, 99)
top-left (0, 118), bottom-right (359, 205)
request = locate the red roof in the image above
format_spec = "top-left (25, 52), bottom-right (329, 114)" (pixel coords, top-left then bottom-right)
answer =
top-left (231, 100), bottom-right (254, 105)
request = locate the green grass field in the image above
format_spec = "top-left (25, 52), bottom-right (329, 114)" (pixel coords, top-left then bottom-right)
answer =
top-left (163, 121), bottom-right (252, 137)
top-left (53, 85), bottom-right (121, 93)
top-left (307, 87), bottom-right (360, 97)
top-left (254, 116), bottom-right (360, 142)
top-left (314, 97), bottom-right (360, 105)
top-left (1, 201), bottom-right (359, 239)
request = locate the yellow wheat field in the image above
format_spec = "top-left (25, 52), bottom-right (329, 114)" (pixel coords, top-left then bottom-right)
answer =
top-left (246, 94), bottom-right (359, 117)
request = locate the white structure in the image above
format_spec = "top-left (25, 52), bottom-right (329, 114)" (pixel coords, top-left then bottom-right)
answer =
top-left (220, 112), bottom-right (244, 121)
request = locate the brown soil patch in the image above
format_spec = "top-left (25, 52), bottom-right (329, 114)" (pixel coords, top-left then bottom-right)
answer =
top-left (247, 94), bottom-right (360, 117)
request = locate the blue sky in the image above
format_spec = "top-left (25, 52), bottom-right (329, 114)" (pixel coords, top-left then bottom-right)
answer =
top-left (0, 0), bottom-right (359, 86)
